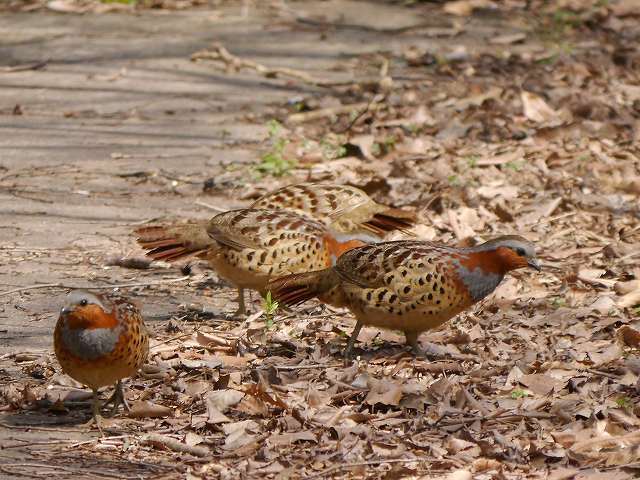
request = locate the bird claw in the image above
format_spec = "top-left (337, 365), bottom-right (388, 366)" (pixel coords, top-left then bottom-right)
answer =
top-left (102, 380), bottom-right (129, 417)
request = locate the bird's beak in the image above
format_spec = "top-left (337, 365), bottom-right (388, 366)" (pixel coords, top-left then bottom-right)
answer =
top-left (527, 259), bottom-right (542, 272)
top-left (61, 307), bottom-right (72, 315)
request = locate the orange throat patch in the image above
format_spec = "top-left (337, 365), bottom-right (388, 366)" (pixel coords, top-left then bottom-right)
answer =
top-left (64, 304), bottom-right (118, 330)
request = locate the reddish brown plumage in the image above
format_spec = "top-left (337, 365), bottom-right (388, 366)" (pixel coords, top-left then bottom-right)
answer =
top-left (269, 236), bottom-right (540, 357)
top-left (135, 222), bottom-right (210, 262)
top-left (54, 290), bottom-right (149, 422)
top-left (251, 183), bottom-right (416, 238)
top-left (64, 304), bottom-right (119, 330)
top-left (135, 209), bottom-right (365, 314)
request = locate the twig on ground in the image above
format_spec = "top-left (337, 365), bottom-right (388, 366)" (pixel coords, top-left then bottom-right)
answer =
top-left (191, 44), bottom-right (335, 87)
top-left (334, 95), bottom-right (382, 134)
top-left (195, 200), bottom-right (227, 212)
top-left (437, 410), bottom-right (555, 427)
top-left (306, 458), bottom-right (423, 479)
top-left (0, 422), bottom-right (88, 433)
top-left (192, 43), bottom-right (393, 101)
top-left (0, 59), bottom-right (49, 73)
top-left (287, 102), bottom-right (385, 124)
top-left (0, 276), bottom-right (191, 297)
top-left (143, 433), bottom-right (210, 458)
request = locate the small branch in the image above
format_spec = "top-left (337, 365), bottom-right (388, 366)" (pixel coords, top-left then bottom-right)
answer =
top-left (0, 275), bottom-right (190, 297)
top-left (192, 43), bottom-right (392, 100)
top-left (334, 95), bottom-right (382, 134)
top-left (192, 43), bottom-right (333, 87)
top-left (437, 410), bottom-right (555, 427)
top-left (195, 200), bottom-right (227, 212)
top-left (0, 59), bottom-right (49, 73)
top-left (143, 433), bottom-right (210, 458)
top-left (288, 102), bottom-right (385, 124)
top-left (306, 458), bottom-right (423, 479)
top-left (0, 422), bottom-right (85, 433)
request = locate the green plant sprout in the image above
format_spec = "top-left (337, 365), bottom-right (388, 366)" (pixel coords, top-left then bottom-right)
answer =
top-left (254, 120), bottom-right (296, 177)
top-left (511, 389), bottom-right (528, 399)
top-left (262, 291), bottom-right (279, 329)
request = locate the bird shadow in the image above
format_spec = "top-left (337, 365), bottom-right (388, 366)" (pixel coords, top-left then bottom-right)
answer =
top-left (1, 407), bottom-right (92, 429)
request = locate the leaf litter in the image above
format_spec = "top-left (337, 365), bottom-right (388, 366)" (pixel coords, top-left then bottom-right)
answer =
top-left (2, 0), bottom-right (640, 479)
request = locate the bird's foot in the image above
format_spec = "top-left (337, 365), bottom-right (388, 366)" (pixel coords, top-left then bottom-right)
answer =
top-left (102, 380), bottom-right (129, 417)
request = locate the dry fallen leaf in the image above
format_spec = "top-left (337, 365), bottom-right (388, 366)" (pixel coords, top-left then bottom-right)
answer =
top-left (128, 400), bottom-right (173, 418)
top-left (205, 389), bottom-right (245, 413)
top-left (364, 379), bottom-right (403, 406)
top-left (443, 0), bottom-right (494, 16)
top-left (521, 91), bottom-right (560, 123)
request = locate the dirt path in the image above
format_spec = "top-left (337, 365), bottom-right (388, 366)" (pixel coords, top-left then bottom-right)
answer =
top-left (0, 3), bottom-right (461, 475)
top-left (1, 2), bottom-right (639, 478)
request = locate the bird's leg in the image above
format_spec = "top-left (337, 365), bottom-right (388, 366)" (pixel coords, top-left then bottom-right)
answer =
top-left (82, 389), bottom-right (104, 435)
top-left (404, 331), bottom-right (424, 356)
top-left (344, 319), bottom-right (364, 360)
top-left (234, 287), bottom-right (246, 317)
top-left (103, 380), bottom-right (129, 416)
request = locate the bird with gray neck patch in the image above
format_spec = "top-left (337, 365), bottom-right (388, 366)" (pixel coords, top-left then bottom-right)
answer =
top-left (268, 235), bottom-right (541, 358)
top-left (54, 290), bottom-right (149, 427)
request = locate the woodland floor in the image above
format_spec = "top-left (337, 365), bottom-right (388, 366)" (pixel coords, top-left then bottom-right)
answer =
top-left (0, 1), bottom-right (639, 479)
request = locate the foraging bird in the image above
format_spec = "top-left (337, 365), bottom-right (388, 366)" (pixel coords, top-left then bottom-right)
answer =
top-left (251, 183), bottom-right (416, 237)
top-left (135, 209), bottom-right (365, 315)
top-left (268, 236), bottom-right (541, 358)
top-left (54, 290), bottom-right (149, 424)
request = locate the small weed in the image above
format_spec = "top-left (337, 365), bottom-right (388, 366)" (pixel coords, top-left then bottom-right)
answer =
top-left (262, 291), bottom-right (279, 329)
top-left (552, 9), bottom-right (584, 29)
top-left (466, 155), bottom-right (479, 168)
top-left (511, 389), bottom-right (528, 399)
top-left (447, 175), bottom-right (461, 186)
top-left (406, 123), bottom-right (420, 135)
top-left (254, 120), bottom-right (296, 177)
top-left (320, 138), bottom-right (347, 161)
top-left (370, 143), bottom-right (382, 157)
top-left (383, 136), bottom-right (397, 150)
top-left (551, 297), bottom-right (566, 309)
top-left (505, 161), bottom-right (523, 172)
top-left (616, 396), bottom-right (633, 409)
top-left (535, 53), bottom-right (560, 65)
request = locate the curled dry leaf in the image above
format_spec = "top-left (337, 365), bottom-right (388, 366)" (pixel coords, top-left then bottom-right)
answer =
top-left (616, 326), bottom-right (640, 348)
top-left (577, 269), bottom-right (617, 289)
top-left (128, 400), bottom-right (173, 418)
top-left (521, 91), bottom-right (560, 124)
top-left (144, 433), bottom-right (210, 458)
top-left (519, 373), bottom-right (560, 396)
top-left (222, 420), bottom-right (260, 450)
top-left (616, 281), bottom-right (640, 308)
top-left (443, 470), bottom-right (473, 480)
top-left (205, 389), bottom-right (245, 413)
top-left (364, 379), bottom-right (403, 406)
top-left (443, 0), bottom-right (494, 16)
top-left (267, 431), bottom-right (317, 446)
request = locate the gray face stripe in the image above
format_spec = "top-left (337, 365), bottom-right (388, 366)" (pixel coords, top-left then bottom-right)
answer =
top-left (452, 259), bottom-right (504, 302)
top-left (60, 322), bottom-right (121, 360)
top-left (64, 290), bottom-right (107, 312)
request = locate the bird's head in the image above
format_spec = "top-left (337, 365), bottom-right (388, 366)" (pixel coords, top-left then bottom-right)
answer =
top-left (60, 290), bottom-right (116, 329)
top-left (480, 235), bottom-right (541, 273)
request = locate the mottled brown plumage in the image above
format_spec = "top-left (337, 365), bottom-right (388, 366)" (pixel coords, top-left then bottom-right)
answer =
top-left (54, 290), bottom-right (149, 424)
top-left (269, 236), bottom-right (541, 357)
top-left (136, 209), bottom-right (364, 314)
top-left (251, 183), bottom-right (416, 237)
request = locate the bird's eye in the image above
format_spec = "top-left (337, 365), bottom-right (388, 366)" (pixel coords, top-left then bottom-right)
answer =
top-left (79, 299), bottom-right (88, 306)
top-left (516, 247), bottom-right (526, 256)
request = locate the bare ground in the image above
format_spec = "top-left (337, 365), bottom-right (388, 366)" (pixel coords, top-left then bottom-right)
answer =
top-left (1, 1), bottom-right (640, 479)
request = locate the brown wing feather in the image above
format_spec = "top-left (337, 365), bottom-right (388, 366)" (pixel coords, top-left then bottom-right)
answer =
top-left (135, 222), bottom-right (212, 261)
